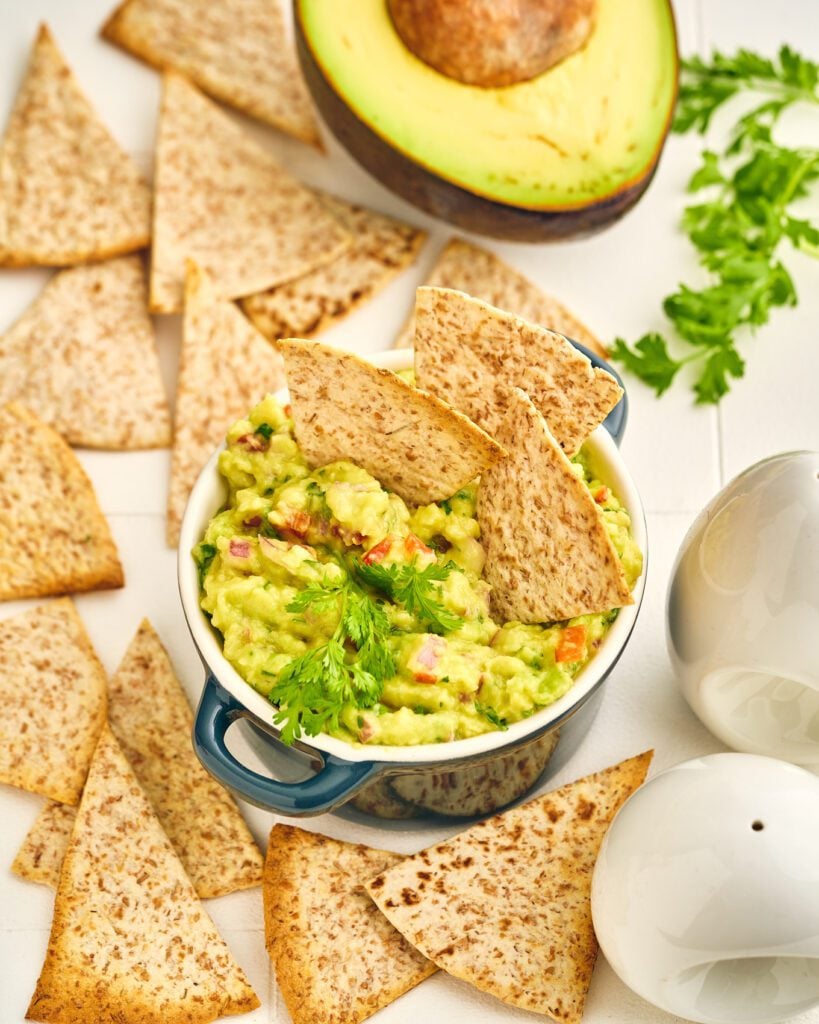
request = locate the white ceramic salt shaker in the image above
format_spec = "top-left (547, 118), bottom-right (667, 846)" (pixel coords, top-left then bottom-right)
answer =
top-left (667, 451), bottom-right (819, 765)
top-left (591, 753), bottom-right (819, 1024)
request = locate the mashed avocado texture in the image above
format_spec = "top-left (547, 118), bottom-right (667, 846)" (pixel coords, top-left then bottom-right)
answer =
top-left (196, 396), bottom-right (641, 746)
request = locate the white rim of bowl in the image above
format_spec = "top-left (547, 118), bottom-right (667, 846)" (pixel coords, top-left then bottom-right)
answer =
top-left (178, 347), bottom-right (648, 766)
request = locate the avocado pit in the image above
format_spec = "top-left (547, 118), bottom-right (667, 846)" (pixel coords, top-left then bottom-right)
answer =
top-left (387, 0), bottom-right (597, 87)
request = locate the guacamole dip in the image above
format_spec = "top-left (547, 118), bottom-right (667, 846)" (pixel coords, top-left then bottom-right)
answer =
top-left (196, 395), bottom-right (642, 747)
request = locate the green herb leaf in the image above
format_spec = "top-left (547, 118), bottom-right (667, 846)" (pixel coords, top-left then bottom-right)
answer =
top-left (355, 557), bottom-right (461, 635)
top-left (193, 543), bottom-right (217, 587)
top-left (614, 44), bottom-right (819, 404)
top-left (475, 701), bottom-right (508, 731)
top-left (255, 422), bottom-right (274, 440)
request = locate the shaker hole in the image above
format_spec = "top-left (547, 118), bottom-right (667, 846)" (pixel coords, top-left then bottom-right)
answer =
top-left (751, 820), bottom-right (764, 831)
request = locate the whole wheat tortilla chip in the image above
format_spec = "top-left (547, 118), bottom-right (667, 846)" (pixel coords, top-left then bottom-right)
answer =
top-left (0, 403), bottom-right (124, 600)
top-left (278, 339), bottom-right (506, 506)
top-left (102, 0), bottom-right (321, 147)
top-left (264, 825), bottom-right (435, 1024)
top-left (108, 619), bottom-right (262, 897)
top-left (478, 389), bottom-right (633, 622)
top-left (0, 600), bottom-right (106, 805)
top-left (27, 726), bottom-right (260, 1024)
top-left (12, 801), bottom-right (76, 887)
top-left (367, 751), bottom-right (653, 1024)
top-left (414, 287), bottom-right (622, 457)
top-left (242, 193), bottom-right (426, 341)
top-left (0, 256), bottom-right (170, 449)
top-left (0, 24), bottom-right (150, 267)
top-left (167, 261), bottom-right (285, 546)
top-left (395, 237), bottom-right (606, 358)
top-left (150, 72), bottom-right (348, 313)
top-left (11, 620), bottom-right (262, 897)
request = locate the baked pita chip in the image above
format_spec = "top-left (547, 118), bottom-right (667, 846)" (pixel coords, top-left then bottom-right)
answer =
top-left (12, 801), bottom-right (76, 887)
top-left (242, 193), bottom-right (426, 341)
top-left (108, 619), bottom-right (263, 897)
top-left (0, 600), bottom-right (106, 805)
top-left (367, 751), bottom-right (654, 1024)
top-left (395, 237), bottom-right (606, 358)
top-left (414, 287), bottom-right (622, 457)
top-left (278, 339), bottom-right (506, 506)
top-left (102, 0), bottom-right (321, 148)
top-left (151, 72), bottom-right (348, 313)
top-left (0, 256), bottom-right (170, 449)
top-left (11, 620), bottom-right (262, 897)
top-left (0, 24), bottom-right (150, 266)
top-left (27, 726), bottom-right (260, 1024)
top-left (167, 261), bottom-right (285, 546)
top-left (264, 825), bottom-right (436, 1024)
top-left (0, 403), bottom-right (124, 600)
top-left (478, 389), bottom-right (633, 622)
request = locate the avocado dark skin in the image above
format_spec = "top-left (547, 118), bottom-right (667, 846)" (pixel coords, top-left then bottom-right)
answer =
top-left (294, 2), bottom-right (678, 242)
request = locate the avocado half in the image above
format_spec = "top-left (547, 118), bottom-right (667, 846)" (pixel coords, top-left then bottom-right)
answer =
top-left (294, 0), bottom-right (679, 242)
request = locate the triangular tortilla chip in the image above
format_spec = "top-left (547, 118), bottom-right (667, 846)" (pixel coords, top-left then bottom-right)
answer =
top-left (367, 751), bottom-right (653, 1024)
top-left (242, 193), bottom-right (426, 341)
top-left (395, 237), bottom-right (606, 358)
top-left (0, 403), bottom-right (124, 600)
top-left (27, 726), bottom-right (260, 1024)
top-left (414, 287), bottom-right (622, 457)
top-left (108, 619), bottom-right (263, 897)
top-left (11, 801), bottom-right (76, 887)
top-left (167, 261), bottom-right (286, 545)
top-left (264, 825), bottom-right (436, 1024)
top-left (0, 256), bottom-right (170, 449)
top-left (150, 72), bottom-right (348, 313)
top-left (102, 0), bottom-right (322, 148)
top-left (478, 389), bottom-right (632, 622)
top-left (12, 620), bottom-right (262, 897)
top-left (0, 600), bottom-right (106, 805)
top-left (278, 339), bottom-right (506, 506)
top-left (0, 24), bottom-right (150, 266)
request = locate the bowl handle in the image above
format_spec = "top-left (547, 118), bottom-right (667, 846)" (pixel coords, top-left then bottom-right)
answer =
top-left (193, 675), bottom-right (379, 816)
top-left (569, 339), bottom-right (628, 447)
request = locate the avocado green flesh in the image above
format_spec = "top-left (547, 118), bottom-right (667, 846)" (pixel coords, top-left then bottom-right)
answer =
top-left (196, 396), bottom-right (642, 748)
top-left (298, 0), bottom-right (676, 210)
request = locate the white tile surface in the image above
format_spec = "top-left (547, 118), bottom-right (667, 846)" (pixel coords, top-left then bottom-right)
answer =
top-left (1, 0), bottom-right (818, 1022)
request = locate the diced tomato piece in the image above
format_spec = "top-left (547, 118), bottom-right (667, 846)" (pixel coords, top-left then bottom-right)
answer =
top-left (555, 625), bottom-right (587, 663)
top-left (404, 533), bottom-right (432, 556)
top-left (236, 432), bottom-right (268, 452)
top-left (413, 671), bottom-right (438, 684)
top-left (229, 539), bottom-right (250, 559)
top-left (593, 485), bottom-right (609, 504)
top-left (284, 403), bottom-right (293, 418)
top-left (362, 536), bottom-right (394, 564)
top-left (286, 511), bottom-right (312, 536)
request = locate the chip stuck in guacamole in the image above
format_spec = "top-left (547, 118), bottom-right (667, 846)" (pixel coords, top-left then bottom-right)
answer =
top-left (195, 393), bottom-right (641, 748)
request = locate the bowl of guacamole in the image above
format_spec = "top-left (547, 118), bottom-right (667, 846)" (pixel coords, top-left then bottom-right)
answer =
top-left (179, 347), bottom-right (646, 820)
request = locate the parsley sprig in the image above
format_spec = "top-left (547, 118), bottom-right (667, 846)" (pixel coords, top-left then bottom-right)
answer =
top-left (267, 576), bottom-right (394, 744)
top-left (354, 559), bottom-right (461, 634)
top-left (613, 46), bottom-right (819, 404)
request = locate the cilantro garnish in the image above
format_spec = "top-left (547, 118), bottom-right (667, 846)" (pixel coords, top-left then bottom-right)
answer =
top-left (194, 543), bottom-right (217, 586)
top-left (613, 46), bottom-right (819, 404)
top-left (267, 576), bottom-right (394, 744)
top-left (255, 422), bottom-right (274, 440)
top-left (475, 701), bottom-right (508, 731)
top-left (354, 559), bottom-right (462, 635)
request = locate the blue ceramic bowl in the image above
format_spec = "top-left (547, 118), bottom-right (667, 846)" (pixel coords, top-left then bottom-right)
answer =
top-left (178, 346), bottom-right (646, 820)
